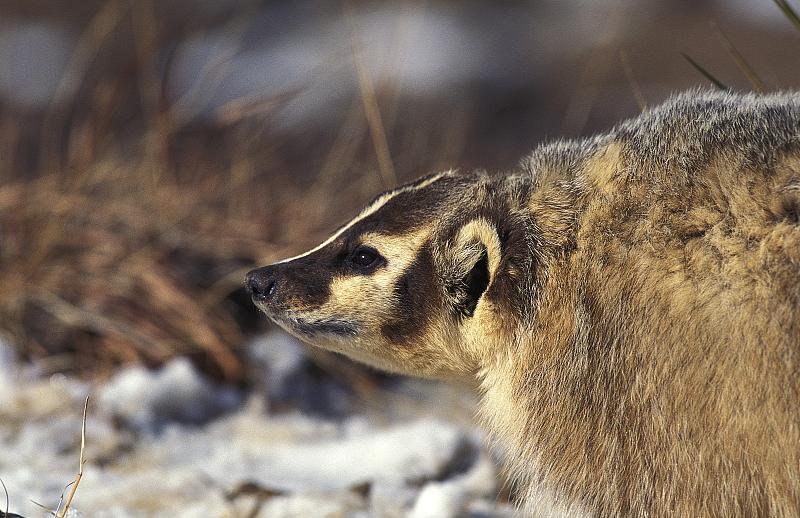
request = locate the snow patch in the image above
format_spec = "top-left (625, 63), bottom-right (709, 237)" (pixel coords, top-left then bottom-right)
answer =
top-left (238, 419), bottom-right (471, 491)
top-left (98, 357), bottom-right (242, 431)
top-left (0, 337), bottom-right (15, 394)
top-left (247, 331), bottom-right (306, 397)
top-left (409, 481), bottom-right (468, 518)
top-left (369, 481), bottom-right (419, 516)
top-left (139, 415), bottom-right (474, 493)
top-left (0, 344), bottom-right (508, 516)
top-left (260, 492), bottom-right (366, 518)
top-left (246, 331), bottom-right (353, 415)
top-left (408, 447), bottom-right (498, 518)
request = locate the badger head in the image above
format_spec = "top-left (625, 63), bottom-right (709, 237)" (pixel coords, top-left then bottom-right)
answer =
top-left (245, 170), bottom-right (538, 378)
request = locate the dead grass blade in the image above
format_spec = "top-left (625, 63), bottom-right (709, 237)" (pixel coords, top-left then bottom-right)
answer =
top-left (23, 397), bottom-right (89, 518)
top-left (40, 0), bottom-right (129, 173)
top-left (619, 50), bottom-right (648, 111)
top-left (168, 0), bottom-right (263, 126)
top-left (345, 3), bottom-right (398, 189)
top-left (57, 395), bottom-right (89, 518)
top-left (32, 293), bottom-right (174, 361)
top-left (49, 0), bottom-right (128, 105)
top-left (213, 88), bottom-right (305, 127)
top-left (560, 44), bottom-right (614, 135)
top-left (1, 478), bottom-right (8, 518)
top-left (135, 268), bottom-right (243, 381)
top-left (30, 499), bottom-right (56, 516)
top-left (200, 265), bottom-right (259, 310)
top-left (315, 100), bottom-right (368, 190)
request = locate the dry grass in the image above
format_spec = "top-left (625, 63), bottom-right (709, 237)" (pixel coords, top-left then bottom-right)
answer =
top-left (56, 395), bottom-right (89, 518)
top-left (0, 103), bottom-right (387, 381)
top-left (4, 0), bottom-right (795, 383)
top-left (0, 2), bottom-right (471, 383)
top-left (0, 20), bottom-right (348, 381)
top-left (3, 170), bottom-right (228, 379)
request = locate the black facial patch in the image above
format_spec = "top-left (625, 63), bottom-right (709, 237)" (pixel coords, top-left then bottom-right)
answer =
top-left (272, 237), bottom-right (387, 309)
top-left (268, 172), bottom-right (475, 319)
top-left (290, 316), bottom-right (360, 337)
top-left (345, 245), bottom-right (386, 274)
top-left (461, 248), bottom-right (490, 317)
top-left (352, 174), bottom-right (470, 236)
top-left (277, 254), bottom-right (335, 308)
top-left (381, 243), bottom-right (439, 344)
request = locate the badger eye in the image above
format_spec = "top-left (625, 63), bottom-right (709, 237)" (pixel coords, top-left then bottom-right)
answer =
top-left (350, 246), bottom-right (380, 269)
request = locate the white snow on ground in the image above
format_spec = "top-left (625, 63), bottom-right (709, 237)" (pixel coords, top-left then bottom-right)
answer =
top-left (0, 337), bottom-right (15, 398)
top-left (98, 356), bottom-right (242, 431)
top-left (247, 332), bottom-right (306, 397)
top-left (192, 418), bottom-right (470, 491)
top-left (0, 332), bottom-right (513, 517)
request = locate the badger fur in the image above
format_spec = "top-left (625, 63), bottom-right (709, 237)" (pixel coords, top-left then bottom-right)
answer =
top-left (246, 90), bottom-right (800, 516)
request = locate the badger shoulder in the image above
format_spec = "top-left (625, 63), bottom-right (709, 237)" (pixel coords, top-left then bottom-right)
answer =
top-left (614, 89), bottom-right (800, 171)
top-left (522, 90), bottom-right (800, 259)
top-left (525, 89), bottom-right (800, 184)
top-left (505, 91), bottom-right (800, 516)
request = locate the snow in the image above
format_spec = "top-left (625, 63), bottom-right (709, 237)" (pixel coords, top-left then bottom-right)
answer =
top-left (410, 482), bottom-right (467, 518)
top-left (370, 481), bottom-right (419, 516)
top-left (247, 332), bottom-right (306, 397)
top-left (246, 332), bottom-right (355, 415)
top-left (0, 332), bottom-right (509, 517)
top-left (0, 337), bottom-right (15, 403)
top-left (221, 419), bottom-right (468, 491)
top-left (0, 22), bottom-right (75, 108)
top-left (259, 493), bottom-right (366, 518)
top-left (98, 357), bottom-right (242, 431)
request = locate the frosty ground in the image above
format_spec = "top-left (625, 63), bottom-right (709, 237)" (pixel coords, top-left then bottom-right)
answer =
top-left (0, 333), bottom-right (513, 517)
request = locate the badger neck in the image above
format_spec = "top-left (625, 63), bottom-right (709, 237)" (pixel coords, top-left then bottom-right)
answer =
top-left (473, 173), bottom-right (580, 314)
top-left (468, 171), bottom-right (582, 325)
top-left (473, 161), bottom-right (664, 513)
top-left (472, 172), bottom-right (592, 511)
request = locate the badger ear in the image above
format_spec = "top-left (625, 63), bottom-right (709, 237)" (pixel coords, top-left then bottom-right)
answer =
top-left (447, 219), bottom-right (502, 317)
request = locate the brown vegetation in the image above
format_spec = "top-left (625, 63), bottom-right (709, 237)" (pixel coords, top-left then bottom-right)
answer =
top-left (2, 0), bottom-right (799, 384)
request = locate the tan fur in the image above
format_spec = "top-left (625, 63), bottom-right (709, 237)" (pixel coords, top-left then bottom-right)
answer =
top-left (486, 140), bottom-right (800, 515)
top-left (250, 91), bottom-right (800, 516)
top-left (454, 219), bottom-right (503, 283)
top-left (584, 141), bottom-right (624, 194)
top-left (327, 230), bottom-right (429, 314)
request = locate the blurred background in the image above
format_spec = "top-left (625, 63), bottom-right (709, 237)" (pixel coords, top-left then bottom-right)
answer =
top-left (2, 0), bottom-right (800, 379)
top-left (0, 1), bottom-right (799, 516)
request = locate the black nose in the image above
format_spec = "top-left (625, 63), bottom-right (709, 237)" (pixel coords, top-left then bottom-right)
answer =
top-left (245, 268), bottom-right (277, 302)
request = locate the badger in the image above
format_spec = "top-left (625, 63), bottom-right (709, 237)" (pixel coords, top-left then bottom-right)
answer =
top-left (246, 90), bottom-right (800, 517)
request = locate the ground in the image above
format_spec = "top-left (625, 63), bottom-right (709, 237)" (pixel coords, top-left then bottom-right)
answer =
top-left (0, 333), bottom-right (513, 518)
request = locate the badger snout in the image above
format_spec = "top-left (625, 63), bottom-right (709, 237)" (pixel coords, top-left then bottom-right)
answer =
top-left (245, 266), bottom-right (277, 303)
top-left (245, 262), bottom-right (360, 339)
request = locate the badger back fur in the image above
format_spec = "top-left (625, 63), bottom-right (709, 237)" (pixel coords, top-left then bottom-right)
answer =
top-left (247, 90), bottom-right (800, 516)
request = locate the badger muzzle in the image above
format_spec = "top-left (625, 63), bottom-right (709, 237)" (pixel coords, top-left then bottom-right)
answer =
top-left (244, 263), bottom-right (359, 338)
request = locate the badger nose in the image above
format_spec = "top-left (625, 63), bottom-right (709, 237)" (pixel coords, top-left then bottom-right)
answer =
top-left (245, 268), bottom-right (277, 302)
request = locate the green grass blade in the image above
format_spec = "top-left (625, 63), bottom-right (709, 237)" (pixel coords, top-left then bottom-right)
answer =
top-left (773, 0), bottom-right (800, 32)
top-left (681, 53), bottom-right (731, 91)
top-left (710, 20), bottom-right (768, 93)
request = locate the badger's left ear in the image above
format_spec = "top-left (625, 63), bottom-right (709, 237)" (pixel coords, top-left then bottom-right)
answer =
top-left (445, 218), bottom-right (502, 317)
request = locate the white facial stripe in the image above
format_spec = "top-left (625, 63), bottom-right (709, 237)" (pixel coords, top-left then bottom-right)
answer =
top-left (273, 171), bottom-right (451, 265)
top-left (273, 194), bottom-right (394, 264)
top-left (408, 170), bottom-right (453, 191)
